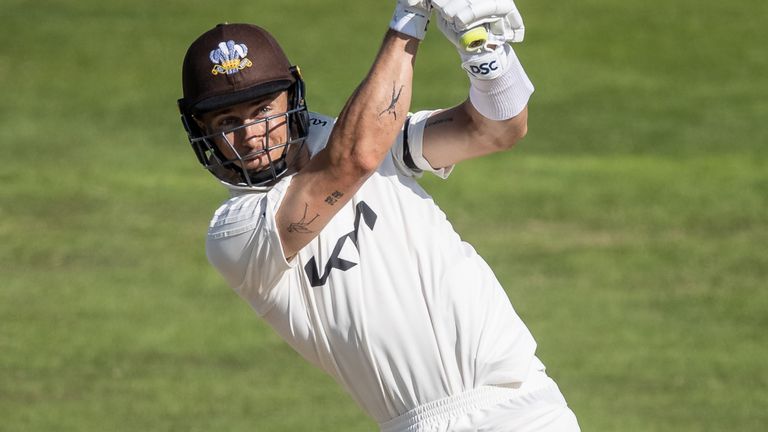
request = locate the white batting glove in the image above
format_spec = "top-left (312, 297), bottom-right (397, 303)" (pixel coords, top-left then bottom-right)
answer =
top-left (436, 12), bottom-right (533, 120)
top-left (432, 0), bottom-right (524, 43)
top-left (390, 1), bottom-right (433, 40)
top-left (436, 14), bottom-right (510, 80)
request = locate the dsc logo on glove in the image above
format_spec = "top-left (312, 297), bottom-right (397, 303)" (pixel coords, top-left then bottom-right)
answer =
top-left (468, 60), bottom-right (498, 76)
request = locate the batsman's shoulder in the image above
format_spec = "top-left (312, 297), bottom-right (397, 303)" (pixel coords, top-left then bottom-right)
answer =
top-left (207, 193), bottom-right (269, 240)
top-left (207, 175), bottom-right (293, 241)
top-left (308, 111), bottom-right (335, 127)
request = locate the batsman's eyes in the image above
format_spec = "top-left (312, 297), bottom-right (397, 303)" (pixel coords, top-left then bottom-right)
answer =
top-left (215, 117), bottom-right (239, 129)
top-left (213, 106), bottom-right (274, 130)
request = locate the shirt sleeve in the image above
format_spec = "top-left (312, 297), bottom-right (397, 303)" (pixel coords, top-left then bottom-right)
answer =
top-left (205, 176), bottom-right (296, 315)
top-left (391, 110), bottom-right (454, 179)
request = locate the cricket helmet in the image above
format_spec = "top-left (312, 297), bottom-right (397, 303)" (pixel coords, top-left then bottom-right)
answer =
top-left (178, 23), bottom-right (309, 189)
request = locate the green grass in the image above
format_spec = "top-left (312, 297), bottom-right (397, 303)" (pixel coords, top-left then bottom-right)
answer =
top-left (2, 0), bottom-right (767, 430)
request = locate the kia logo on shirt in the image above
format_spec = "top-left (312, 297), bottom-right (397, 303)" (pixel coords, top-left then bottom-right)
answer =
top-left (305, 201), bottom-right (377, 287)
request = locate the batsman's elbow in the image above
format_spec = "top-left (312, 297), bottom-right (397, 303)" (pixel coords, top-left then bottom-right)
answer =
top-left (486, 106), bottom-right (529, 152)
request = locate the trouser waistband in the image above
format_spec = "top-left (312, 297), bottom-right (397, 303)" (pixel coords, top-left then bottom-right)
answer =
top-left (379, 378), bottom-right (555, 432)
top-left (379, 358), bottom-right (550, 432)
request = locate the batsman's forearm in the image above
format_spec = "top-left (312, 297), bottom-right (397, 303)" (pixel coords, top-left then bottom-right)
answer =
top-left (327, 29), bottom-right (419, 176)
top-left (274, 31), bottom-right (419, 260)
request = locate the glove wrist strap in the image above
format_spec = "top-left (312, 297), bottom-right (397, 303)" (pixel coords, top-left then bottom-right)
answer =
top-left (460, 42), bottom-right (510, 80)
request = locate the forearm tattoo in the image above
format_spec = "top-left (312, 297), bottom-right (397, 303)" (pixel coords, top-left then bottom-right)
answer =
top-left (426, 117), bottom-right (454, 128)
top-left (324, 190), bottom-right (344, 205)
top-left (379, 82), bottom-right (404, 120)
top-left (287, 203), bottom-right (320, 234)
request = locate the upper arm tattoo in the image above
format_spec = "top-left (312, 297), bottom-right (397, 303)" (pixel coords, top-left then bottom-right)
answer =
top-left (426, 117), bottom-right (454, 128)
top-left (379, 82), bottom-right (405, 120)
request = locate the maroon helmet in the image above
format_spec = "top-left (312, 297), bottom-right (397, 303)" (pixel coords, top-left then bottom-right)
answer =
top-left (178, 23), bottom-right (309, 189)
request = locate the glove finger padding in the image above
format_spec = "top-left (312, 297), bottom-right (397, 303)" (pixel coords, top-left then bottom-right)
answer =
top-left (491, 10), bottom-right (524, 43)
top-left (432, 0), bottom-right (519, 31)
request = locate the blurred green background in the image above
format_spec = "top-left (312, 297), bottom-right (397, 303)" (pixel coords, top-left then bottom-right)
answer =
top-left (1, 0), bottom-right (766, 430)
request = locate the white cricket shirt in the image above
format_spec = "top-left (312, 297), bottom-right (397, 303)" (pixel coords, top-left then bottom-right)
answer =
top-left (206, 112), bottom-right (538, 423)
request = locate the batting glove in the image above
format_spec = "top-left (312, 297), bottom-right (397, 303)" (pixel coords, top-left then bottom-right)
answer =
top-left (390, 1), bottom-right (433, 40)
top-left (432, 0), bottom-right (523, 34)
top-left (436, 12), bottom-right (533, 120)
top-left (436, 14), bottom-right (511, 80)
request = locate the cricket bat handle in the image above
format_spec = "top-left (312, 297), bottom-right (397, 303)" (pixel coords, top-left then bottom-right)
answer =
top-left (459, 26), bottom-right (489, 51)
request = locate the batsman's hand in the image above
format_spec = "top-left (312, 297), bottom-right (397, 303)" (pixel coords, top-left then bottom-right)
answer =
top-left (436, 12), bottom-right (514, 80)
top-left (432, 0), bottom-right (524, 42)
top-left (391, 0), bottom-right (433, 40)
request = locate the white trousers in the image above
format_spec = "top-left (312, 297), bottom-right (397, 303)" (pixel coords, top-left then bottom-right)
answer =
top-left (379, 368), bottom-right (580, 432)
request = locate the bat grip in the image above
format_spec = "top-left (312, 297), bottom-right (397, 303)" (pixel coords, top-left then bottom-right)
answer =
top-left (459, 26), bottom-right (489, 52)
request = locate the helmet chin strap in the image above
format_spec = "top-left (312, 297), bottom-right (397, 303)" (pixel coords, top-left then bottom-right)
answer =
top-left (246, 157), bottom-right (288, 186)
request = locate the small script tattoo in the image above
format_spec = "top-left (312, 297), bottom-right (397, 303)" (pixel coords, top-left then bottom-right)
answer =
top-left (426, 117), bottom-right (454, 128)
top-left (324, 190), bottom-right (344, 205)
top-left (287, 203), bottom-right (320, 234)
top-left (379, 82), bottom-right (404, 120)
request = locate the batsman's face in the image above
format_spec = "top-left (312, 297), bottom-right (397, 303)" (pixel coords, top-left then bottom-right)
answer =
top-left (197, 91), bottom-right (290, 172)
